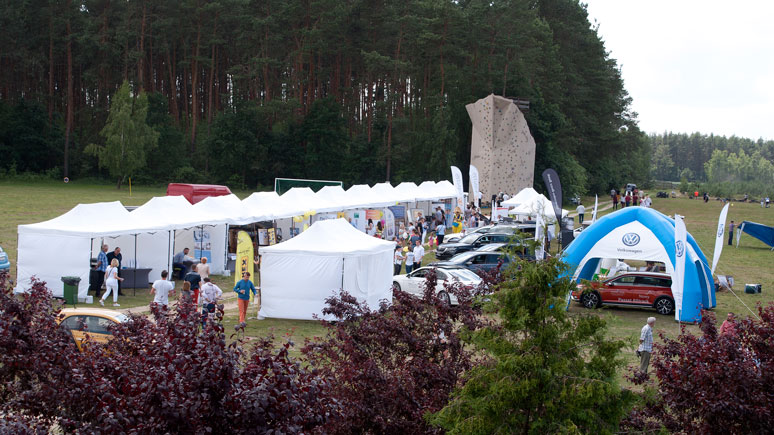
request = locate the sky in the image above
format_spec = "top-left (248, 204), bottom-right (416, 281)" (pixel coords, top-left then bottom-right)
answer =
top-left (584, 0), bottom-right (774, 140)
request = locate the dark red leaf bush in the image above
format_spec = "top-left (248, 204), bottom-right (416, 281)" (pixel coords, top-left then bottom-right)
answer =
top-left (0, 271), bottom-right (338, 433)
top-left (303, 268), bottom-right (491, 434)
top-left (623, 306), bottom-right (774, 434)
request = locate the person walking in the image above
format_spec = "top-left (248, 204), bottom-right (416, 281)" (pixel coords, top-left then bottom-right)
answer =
top-left (576, 203), bottom-right (585, 224)
top-left (413, 239), bottom-right (425, 271)
top-left (436, 220), bottom-right (446, 246)
top-left (99, 258), bottom-right (123, 307)
top-left (638, 317), bottom-right (656, 373)
top-left (612, 191), bottom-right (619, 210)
top-left (106, 247), bottom-right (124, 295)
top-left (393, 246), bottom-right (405, 275)
top-left (184, 266), bottom-right (202, 307)
top-left (728, 220), bottom-right (735, 246)
top-left (150, 270), bottom-right (175, 309)
top-left (200, 277), bottom-right (223, 326)
top-left (233, 272), bottom-right (257, 323)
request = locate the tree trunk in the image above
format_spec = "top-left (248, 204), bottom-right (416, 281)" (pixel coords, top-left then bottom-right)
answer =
top-left (166, 48), bottom-right (179, 124)
top-left (48, 11), bottom-right (54, 125)
top-left (207, 16), bottom-right (218, 127)
top-left (190, 21), bottom-right (202, 152)
top-left (64, 0), bottom-right (74, 179)
top-left (137, 0), bottom-right (147, 92)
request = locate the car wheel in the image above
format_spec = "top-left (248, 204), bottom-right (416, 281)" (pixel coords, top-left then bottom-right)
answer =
top-left (437, 290), bottom-right (452, 305)
top-left (654, 297), bottom-right (674, 315)
top-left (581, 291), bottom-right (600, 309)
top-left (393, 282), bottom-right (401, 292)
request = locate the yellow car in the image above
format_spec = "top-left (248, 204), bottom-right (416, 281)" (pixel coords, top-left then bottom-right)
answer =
top-left (57, 308), bottom-right (129, 350)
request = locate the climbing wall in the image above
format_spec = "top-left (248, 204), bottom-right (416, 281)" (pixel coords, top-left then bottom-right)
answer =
top-left (466, 94), bottom-right (535, 200)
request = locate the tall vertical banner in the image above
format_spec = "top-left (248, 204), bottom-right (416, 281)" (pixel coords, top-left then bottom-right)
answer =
top-left (672, 215), bottom-right (687, 322)
top-left (235, 231), bottom-right (255, 302)
top-left (451, 166), bottom-right (465, 208)
top-left (469, 165), bottom-right (481, 208)
top-left (591, 194), bottom-right (599, 223)
top-left (535, 212), bottom-right (545, 260)
top-left (711, 203), bottom-right (730, 274)
top-left (542, 168), bottom-right (563, 225)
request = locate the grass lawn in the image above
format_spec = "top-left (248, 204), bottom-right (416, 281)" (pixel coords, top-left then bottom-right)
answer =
top-left (3, 181), bottom-right (773, 382)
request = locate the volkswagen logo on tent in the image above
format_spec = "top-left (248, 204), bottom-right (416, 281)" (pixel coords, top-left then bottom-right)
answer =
top-left (717, 223), bottom-right (725, 237)
top-left (622, 233), bottom-right (640, 246)
top-left (676, 240), bottom-right (685, 257)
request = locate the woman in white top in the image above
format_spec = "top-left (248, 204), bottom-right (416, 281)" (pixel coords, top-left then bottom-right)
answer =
top-left (100, 258), bottom-right (123, 307)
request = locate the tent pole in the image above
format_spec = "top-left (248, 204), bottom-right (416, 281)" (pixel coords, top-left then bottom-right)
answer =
top-left (341, 257), bottom-right (345, 290)
top-left (167, 230), bottom-right (172, 279)
top-left (133, 234), bottom-right (137, 297)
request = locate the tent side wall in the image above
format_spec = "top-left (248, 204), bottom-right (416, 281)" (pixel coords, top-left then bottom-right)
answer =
top-left (17, 232), bottom-right (91, 299)
top-left (174, 224), bottom-right (227, 274)
top-left (342, 248), bottom-right (394, 310)
top-left (259, 253), bottom-right (344, 320)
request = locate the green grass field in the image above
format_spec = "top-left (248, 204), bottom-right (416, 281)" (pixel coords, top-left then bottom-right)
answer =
top-left (2, 180), bottom-right (773, 378)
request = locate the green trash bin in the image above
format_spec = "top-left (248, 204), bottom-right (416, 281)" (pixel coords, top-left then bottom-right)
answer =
top-left (61, 276), bottom-right (81, 305)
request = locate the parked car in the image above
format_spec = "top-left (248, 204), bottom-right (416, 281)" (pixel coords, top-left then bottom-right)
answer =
top-left (475, 241), bottom-right (535, 261)
top-left (392, 266), bottom-right (482, 305)
top-left (0, 246), bottom-right (9, 272)
top-left (57, 308), bottom-right (129, 351)
top-left (441, 223), bottom-right (535, 244)
top-left (435, 232), bottom-right (514, 260)
top-left (431, 250), bottom-right (512, 276)
top-left (570, 272), bottom-right (675, 315)
top-left (625, 183), bottom-right (637, 193)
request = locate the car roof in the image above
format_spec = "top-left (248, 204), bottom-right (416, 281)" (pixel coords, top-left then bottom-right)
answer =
top-left (608, 272), bottom-right (671, 279)
top-left (60, 308), bottom-right (129, 322)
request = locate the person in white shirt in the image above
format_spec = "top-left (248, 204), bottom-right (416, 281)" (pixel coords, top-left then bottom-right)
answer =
top-left (196, 257), bottom-right (210, 280)
top-left (393, 246), bottom-right (405, 276)
top-left (576, 203), bottom-right (586, 224)
top-left (412, 240), bottom-right (425, 270)
top-left (200, 277), bottom-right (223, 325)
top-left (405, 248), bottom-right (415, 274)
top-left (150, 270), bottom-right (175, 308)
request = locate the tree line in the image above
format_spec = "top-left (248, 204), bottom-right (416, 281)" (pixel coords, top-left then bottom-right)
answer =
top-left (649, 132), bottom-right (774, 189)
top-left (0, 0), bottom-right (648, 194)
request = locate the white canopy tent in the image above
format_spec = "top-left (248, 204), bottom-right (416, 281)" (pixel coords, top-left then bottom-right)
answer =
top-left (502, 187), bottom-right (540, 208)
top-left (259, 219), bottom-right (395, 320)
top-left (508, 193), bottom-right (568, 222)
top-left (17, 201), bottom-right (167, 299)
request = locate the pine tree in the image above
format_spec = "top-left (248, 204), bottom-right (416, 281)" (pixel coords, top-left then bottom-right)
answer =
top-left (430, 257), bottom-right (634, 434)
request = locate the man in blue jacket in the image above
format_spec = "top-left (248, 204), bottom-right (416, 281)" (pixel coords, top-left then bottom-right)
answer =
top-left (233, 272), bottom-right (257, 323)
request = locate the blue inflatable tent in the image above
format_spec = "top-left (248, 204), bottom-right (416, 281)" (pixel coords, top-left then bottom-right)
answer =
top-left (736, 221), bottom-right (774, 250)
top-left (562, 207), bottom-right (715, 322)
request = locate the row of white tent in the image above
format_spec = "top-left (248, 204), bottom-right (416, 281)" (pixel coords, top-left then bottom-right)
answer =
top-left (16, 181), bottom-right (459, 299)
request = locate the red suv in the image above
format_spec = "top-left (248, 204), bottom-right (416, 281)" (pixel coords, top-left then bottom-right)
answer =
top-left (570, 272), bottom-right (675, 315)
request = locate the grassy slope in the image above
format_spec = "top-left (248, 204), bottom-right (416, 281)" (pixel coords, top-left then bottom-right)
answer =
top-left (2, 181), bottom-right (773, 374)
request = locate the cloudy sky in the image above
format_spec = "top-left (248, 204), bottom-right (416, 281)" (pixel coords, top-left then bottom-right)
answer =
top-left (584, 0), bottom-right (774, 140)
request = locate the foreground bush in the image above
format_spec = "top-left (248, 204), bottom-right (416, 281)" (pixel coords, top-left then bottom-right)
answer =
top-left (303, 269), bottom-right (489, 434)
top-left (0, 272), bottom-right (338, 433)
top-left (623, 307), bottom-right (774, 434)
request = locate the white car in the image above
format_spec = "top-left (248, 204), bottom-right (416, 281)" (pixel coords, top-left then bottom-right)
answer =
top-left (392, 266), bottom-right (483, 305)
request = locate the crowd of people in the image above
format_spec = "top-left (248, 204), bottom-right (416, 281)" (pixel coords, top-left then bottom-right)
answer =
top-left (610, 188), bottom-right (652, 210)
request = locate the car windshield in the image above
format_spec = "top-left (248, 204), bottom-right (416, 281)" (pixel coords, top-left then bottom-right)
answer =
top-left (448, 268), bottom-right (482, 282)
top-left (459, 234), bottom-right (480, 244)
top-left (113, 313), bottom-right (129, 323)
top-left (450, 252), bottom-right (479, 263)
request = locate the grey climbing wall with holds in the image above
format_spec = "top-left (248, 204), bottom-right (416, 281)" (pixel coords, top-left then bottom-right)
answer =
top-left (466, 94), bottom-right (535, 201)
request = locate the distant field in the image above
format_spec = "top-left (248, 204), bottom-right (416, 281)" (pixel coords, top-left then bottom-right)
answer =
top-left (2, 181), bottom-right (773, 380)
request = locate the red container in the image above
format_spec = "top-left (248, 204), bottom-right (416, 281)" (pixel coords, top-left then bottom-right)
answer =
top-left (166, 183), bottom-right (232, 204)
